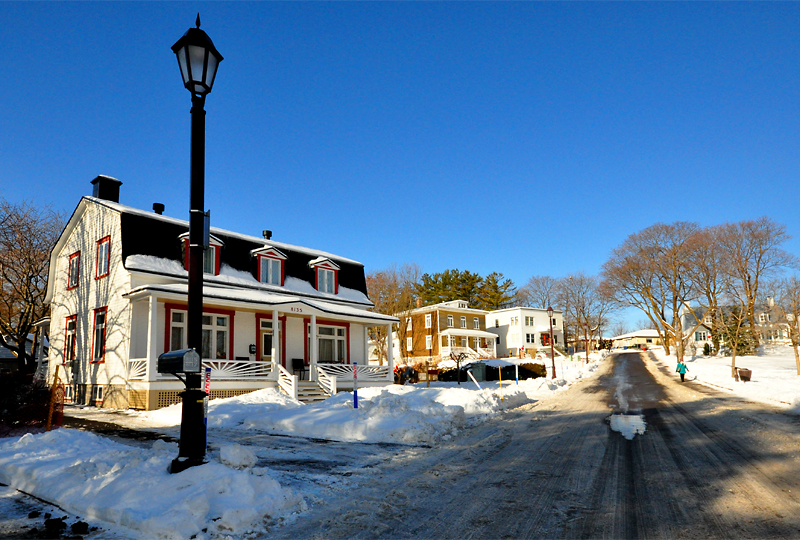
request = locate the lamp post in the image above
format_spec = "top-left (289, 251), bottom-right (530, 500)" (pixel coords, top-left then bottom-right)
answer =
top-left (547, 306), bottom-right (556, 379)
top-left (170, 15), bottom-right (223, 474)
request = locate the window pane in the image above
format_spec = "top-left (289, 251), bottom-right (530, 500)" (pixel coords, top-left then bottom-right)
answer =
top-left (261, 320), bottom-right (272, 329)
top-left (202, 315), bottom-right (211, 326)
top-left (319, 327), bottom-right (334, 336)
top-left (202, 329), bottom-right (211, 359)
top-left (171, 327), bottom-right (184, 351)
top-left (337, 328), bottom-right (345, 336)
top-left (262, 333), bottom-right (272, 357)
top-left (203, 248), bottom-right (214, 274)
top-left (337, 340), bottom-right (345, 362)
top-left (217, 317), bottom-right (227, 327)
top-left (260, 259), bottom-right (268, 283)
top-left (216, 330), bottom-right (227, 359)
top-left (172, 312), bottom-right (184, 323)
top-left (271, 260), bottom-right (280, 284)
top-left (319, 338), bottom-right (334, 362)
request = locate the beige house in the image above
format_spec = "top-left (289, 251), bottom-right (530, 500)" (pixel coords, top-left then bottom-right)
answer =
top-left (611, 329), bottom-right (663, 349)
top-left (45, 176), bottom-right (398, 410)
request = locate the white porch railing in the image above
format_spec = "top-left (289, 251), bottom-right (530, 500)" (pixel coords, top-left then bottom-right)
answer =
top-left (203, 359), bottom-right (273, 380)
top-left (314, 363), bottom-right (391, 391)
top-left (127, 357), bottom-right (273, 381)
top-left (441, 346), bottom-right (479, 359)
top-left (315, 366), bottom-right (338, 397)
top-left (128, 359), bottom-right (147, 380)
top-left (277, 364), bottom-right (298, 400)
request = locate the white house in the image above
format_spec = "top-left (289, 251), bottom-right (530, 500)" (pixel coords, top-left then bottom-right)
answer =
top-left (610, 329), bottom-right (663, 349)
top-left (485, 307), bottom-right (563, 358)
top-left (45, 176), bottom-right (398, 409)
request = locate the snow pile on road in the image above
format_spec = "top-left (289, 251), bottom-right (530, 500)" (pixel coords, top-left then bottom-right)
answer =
top-left (0, 430), bottom-right (304, 539)
top-left (652, 345), bottom-right (800, 412)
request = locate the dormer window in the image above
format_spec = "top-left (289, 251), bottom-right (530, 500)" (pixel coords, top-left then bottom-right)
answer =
top-left (309, 257), bottom-right (340, 294)
top-left (251, 246), bottom-right (287, 286)
top-left (180, 233), bottom-right (223, 276)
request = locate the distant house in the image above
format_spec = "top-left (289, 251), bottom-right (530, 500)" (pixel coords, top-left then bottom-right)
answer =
top-left (679, 302), bottom-right (790, 352)
top-left (396, 300), bottom-right (497, 363)
top-left (611, 329), bottom-right (663, 349)
top-left (485, 307), bottom-right (564, 358)
top-left (45, 176), bottom-right (398, 410)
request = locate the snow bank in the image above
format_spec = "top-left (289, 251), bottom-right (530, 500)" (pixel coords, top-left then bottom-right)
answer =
top-left (0, 430), bottom-right (303, 539)
top-left (652, 345), bottom-right (800, 411)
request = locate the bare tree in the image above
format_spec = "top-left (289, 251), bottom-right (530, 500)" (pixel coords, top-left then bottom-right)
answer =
top-left (366, 263), bottom-right (421, 364)
top-left (687, 225), bottom-right (728, 353)
top-left (717, 217), bottom-right (797, 347)
top-left (772, 276), bottom-right (800, 375)
top-left (609, 320), bottom-right (631, 338)
top-left (0, 199), bottom-right (64, 371)
top-left (558, 272), bottom-right (616, 358)
top-left (602, 222), bottom-right (703, 359)
top-left (518, 275), bottom-right (559, 309)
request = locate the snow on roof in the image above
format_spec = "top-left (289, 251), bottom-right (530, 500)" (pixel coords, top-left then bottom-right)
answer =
top-left (123, 283), bottom-right (398, 324)
top-left (125, 255), bottom-right (372, 306)
top-left (86, 196), bottom-right (362, 266)
top-left (611, 329), bottom-right (661, 340)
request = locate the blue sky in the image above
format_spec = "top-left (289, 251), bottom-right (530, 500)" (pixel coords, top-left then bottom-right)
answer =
top-left (2, 2), bottom-right (800, 326)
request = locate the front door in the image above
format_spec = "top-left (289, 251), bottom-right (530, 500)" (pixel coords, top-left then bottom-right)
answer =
top-left (260, 319), bottom-right (281, 365)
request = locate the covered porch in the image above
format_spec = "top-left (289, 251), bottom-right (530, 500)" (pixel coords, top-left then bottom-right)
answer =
top-left (439, 328), bottom-right (497, 359)
top-left (123, 284), bottom-right (398, 408)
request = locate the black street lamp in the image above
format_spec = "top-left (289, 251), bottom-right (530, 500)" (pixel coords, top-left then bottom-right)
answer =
top-left (547, 306), bottom-right (556, 379)
top-left (169, 14), bottom-right (223, 474)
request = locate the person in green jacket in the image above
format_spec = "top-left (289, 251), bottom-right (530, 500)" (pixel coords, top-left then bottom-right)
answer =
top-left (676, 360), bottom-right (688, 382)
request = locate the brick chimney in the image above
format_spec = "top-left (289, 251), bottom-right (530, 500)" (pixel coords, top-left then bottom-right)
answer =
top-left (91, 175), bottom-right (122, 203)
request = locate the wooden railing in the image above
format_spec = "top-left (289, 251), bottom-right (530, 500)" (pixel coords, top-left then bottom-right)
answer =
top-left (314, 366), bottom-right (338, 396)
top-left (127, 358), bottom-right (273, 381)
top-left (127, 359), bottom-right (147, 380)
top-left (314, 363), bottom-right (391, 386)
top-left (277, 363), bottom-right (298, 400)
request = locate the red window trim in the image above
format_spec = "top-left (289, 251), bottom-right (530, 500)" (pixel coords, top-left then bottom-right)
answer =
top-left (255, 313), bottom-right (288, 367)
top-left (164, 302), bottom-right (235, 359)
top-left (303, 319), bottom-right (350, 364)
top-left (64, 314), bottom-right (77, 365)
top-left (90, 306), bottom-right (108, 364)
top-left (314, 267), bottom-right (339, 294)
top-left (95, 236), bottom-right (111, 280)
top-left (257, 254), bottom-right (285, 286)
top-left (67, 251), bottom-right (81, 290)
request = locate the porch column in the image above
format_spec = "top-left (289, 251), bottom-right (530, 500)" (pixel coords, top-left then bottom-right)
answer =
top-left (386, 323), bottom-right (394, 377)
top-left (146, 296), bottom-right (158, 382)
top-left (364, 328), bottom-right (369, 366)
top-left (310, 314), bottom-right (317, 381)
top-left (271, 309), bottom-right (279, 370)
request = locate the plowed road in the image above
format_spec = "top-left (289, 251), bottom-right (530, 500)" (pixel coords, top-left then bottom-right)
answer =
top-left (275, 351), bottom-right (800, 539)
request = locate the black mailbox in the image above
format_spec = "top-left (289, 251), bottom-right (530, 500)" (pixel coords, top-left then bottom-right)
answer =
top-left (158, 349), bottom-right (201, 374)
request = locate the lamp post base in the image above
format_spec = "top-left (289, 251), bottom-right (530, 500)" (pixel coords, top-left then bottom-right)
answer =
top-left (169, 456), bottom-right (207, 474)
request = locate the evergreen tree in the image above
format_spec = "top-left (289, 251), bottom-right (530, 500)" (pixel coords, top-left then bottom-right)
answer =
top-left (416, 269), bottom-right (482, 306)
top-left (475, 272), bottom-right (517, 310)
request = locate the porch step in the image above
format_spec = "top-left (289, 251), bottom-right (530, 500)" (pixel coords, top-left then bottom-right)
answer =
top-left (296, 381), bottom-right (329, 404)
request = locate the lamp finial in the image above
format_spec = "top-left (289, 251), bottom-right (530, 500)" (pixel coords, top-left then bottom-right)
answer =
top-left (196, 13), bottom-right (201, 28)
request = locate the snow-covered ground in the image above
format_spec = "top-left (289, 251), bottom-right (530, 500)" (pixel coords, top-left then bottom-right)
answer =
top-left (0, 355), bottom-right (603, 540)
top-left (651, 344), bottom-right (800, 413)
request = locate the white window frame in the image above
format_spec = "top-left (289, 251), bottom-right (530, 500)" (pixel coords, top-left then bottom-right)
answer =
top-left (170, 311), bottom-right (187, 351)
top-left (202, 313), bottom-right (229, 360)
top-left (259, 256), bottom-right (282, 285)
top-left (460, 316), bottom-right (466, 329)
top-left (426, 335), bottom-right (432, 350)
top-left (203, 246), bottom-right (216, 275)
top-left (473, 317), bottom-right (480, 329)
top-left (447, 315), bottom-right (454, 328)
top-left (313, 324), bottom-right (347, 364)
top-left (406, 317), bottom-right (412, 331)
top-left (425, 314), bottom-right (432, 329)
top-left (96, 236), bottom-right (110, 279)
top-left (318, 268), bottom-right (336, 294)
top-left (407, 337), bottom-right (412, 351)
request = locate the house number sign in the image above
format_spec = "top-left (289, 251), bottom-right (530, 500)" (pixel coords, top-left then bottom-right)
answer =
top-left (290, 307), bottom-right (303, 313)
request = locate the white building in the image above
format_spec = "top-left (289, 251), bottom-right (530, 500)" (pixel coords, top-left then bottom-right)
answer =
top-left (45, 176), bottom-right (398, 409)
top-left (485, 307), bottom-right (564, 358)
